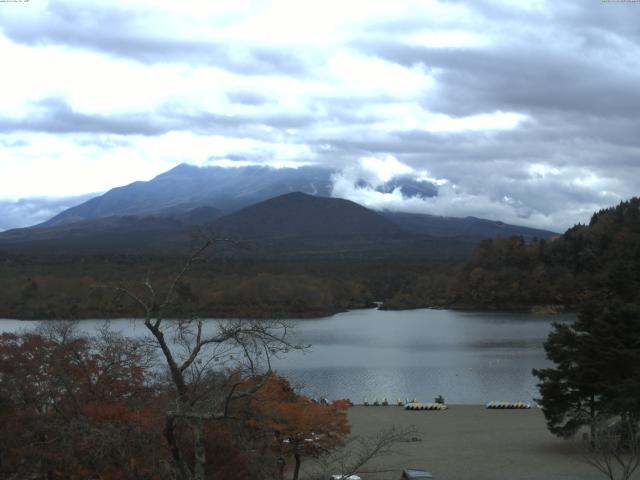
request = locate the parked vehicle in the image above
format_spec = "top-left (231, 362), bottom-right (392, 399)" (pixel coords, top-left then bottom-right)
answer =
top-left (401, 468), bottom-right (433, 479)
top-left (330, 475), bottom-right (362, 480)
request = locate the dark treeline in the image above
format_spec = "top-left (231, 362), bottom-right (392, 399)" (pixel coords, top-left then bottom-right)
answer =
top-left (0, 253), bottom-right (458, 319)
top-left (3, 198), bottom-right (638, 319)
top-left (527, 199), bottom-right (640, 458)
top-left (449, 197), bottom-right (640, 310)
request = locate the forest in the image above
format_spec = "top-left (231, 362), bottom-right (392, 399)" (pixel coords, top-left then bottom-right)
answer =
top-left (1, 198), bottom-right (639, 319)
top-left (449, 197), bottom-right (640, 310)
top-left (0, 244), bottom-right (410, 480)
top-left (0, 254), bottom-right (456, 319)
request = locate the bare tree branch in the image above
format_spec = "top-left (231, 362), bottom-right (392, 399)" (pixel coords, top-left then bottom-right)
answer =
top-left (111, 238), bottom-right (306, 480)
top-left (308, 425), bottom-right (419, 480)
top-left (580, 417), bottom-right (640, 480)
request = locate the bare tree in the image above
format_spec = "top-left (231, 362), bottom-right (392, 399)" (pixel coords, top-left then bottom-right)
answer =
top-left (308, 425), bottom-right (419, 480)
top-left (115, 240), bottom-right (304, 480)
top-left (581, 416), bottom-right (640, 480)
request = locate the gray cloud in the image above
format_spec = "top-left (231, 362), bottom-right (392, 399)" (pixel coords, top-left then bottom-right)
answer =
top-left (0, 98), bottom-right (169, 135)
top-left (352, 42), bottom-right (640, 119)
top-left (226, 91), bottom-right (271, 106)
top-left (207, 154), bottom-right (248, 162)
top-left (1, 0), bottom-right (639, 232)
top-left (0, 98), bottom-right (326, 137)
top-left (317, 3), bottom-right (640, 228)
top-left (1, 1), bottom-right (309, 75)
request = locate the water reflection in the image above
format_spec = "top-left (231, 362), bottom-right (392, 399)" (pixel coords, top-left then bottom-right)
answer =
top-left (0, 308), bottom-right (573, 404)
top-left (271, 308), bottom-right (574, 404)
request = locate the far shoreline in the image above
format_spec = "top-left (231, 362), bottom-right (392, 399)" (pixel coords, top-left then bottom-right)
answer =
top-left (0, 303), bottom-right (575, 322)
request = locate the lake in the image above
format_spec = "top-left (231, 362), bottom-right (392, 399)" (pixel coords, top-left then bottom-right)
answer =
top-left (0, 308), bottom-right (573, 405)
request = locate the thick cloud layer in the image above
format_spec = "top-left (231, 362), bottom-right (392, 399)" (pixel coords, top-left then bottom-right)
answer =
top-left (1, 0), bottom-right (638, 231)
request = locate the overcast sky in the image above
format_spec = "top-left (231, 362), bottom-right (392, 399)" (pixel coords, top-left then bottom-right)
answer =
top-left (1, 0), bottom-right (639, 231)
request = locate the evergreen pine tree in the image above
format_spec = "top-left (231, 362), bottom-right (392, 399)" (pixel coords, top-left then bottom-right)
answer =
top-left (533, 298), bottom-right (640, 438)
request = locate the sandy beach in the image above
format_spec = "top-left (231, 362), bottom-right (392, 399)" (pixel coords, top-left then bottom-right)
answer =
top-left (341, 405), bottom-right (638, 480)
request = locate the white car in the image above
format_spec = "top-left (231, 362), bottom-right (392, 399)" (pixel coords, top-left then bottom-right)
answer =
top-left (401, 469), bottom-right (433, 479)
top-left (330, 475), bottom-right (362, 480)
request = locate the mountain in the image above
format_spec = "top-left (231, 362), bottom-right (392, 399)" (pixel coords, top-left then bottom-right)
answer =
top-left (40, 164), bottom-right (335, 226)
top-left (356, 175), bottom-right (437, 198)
top-left (211, 192), bottom-right (403, 239)
top-left (0, 191), bottom-right (556, 257)
top-left (0, 215), bottom-right (189, 254)
top-left (383, 211), bottom-right (554, 240)
top-left (0, 193), bottom-right (408, 255)
top-left (40, 163), bottom-right (439, 227)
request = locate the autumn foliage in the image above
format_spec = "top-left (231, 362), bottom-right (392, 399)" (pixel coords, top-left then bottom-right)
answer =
top-left (0, 330), bottom-right (163, 479)
top-left (0, 330), bottom-right (351, 480)
top-left (247, 375), bottom-right (351, 480)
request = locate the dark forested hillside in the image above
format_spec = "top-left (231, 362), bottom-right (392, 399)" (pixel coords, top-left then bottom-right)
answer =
top-left (0, 253), bottom-right (459, 320)
top-left (211, 192), bottom-right (403, 239)
top-left (0, 192), bottom-right (552, 258)
top-left (449, 197), bottom-right (640, 309)
top-left (3, 197), bottom-right (632, 318)
top-left (382, 211), bottom-right (554, 240)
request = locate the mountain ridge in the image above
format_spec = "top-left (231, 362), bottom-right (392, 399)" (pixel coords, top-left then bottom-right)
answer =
top-left (0, 191), bottom-right (556, 257)
top-left (40, 163), bottom-right (439, 227)
top-left (40, 164), bottom-right (334, 227)
top-left (211, 192), bottom-right (404, 239)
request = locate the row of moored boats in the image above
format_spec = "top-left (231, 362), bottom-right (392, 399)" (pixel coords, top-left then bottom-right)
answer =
top-left (360, 398), bottom-right (533, 410)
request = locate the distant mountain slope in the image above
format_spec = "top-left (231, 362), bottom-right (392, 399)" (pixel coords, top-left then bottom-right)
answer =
top-left (0, 216), bottom-right (189, 254)
top-left (383, 211), bottom-right (555, 240)
top-left (179, 206), bottom-right (225, 225)
top-left (0, 191), bottom-right (555, 257)
top-left (212, 192), bottom-right (403, 239)
top-left (0, 193), bottom-right (406, 255)
top-left (41, 164), bottom-right (336, 227)
top-left (40, 163), bottom-right (440, 228)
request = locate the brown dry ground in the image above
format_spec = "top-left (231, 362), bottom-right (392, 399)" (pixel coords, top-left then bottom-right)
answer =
top-left (336, 405), bottom-right (640, 480)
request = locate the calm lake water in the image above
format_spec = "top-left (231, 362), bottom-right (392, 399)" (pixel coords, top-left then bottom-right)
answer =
top-left (0, 308), bottom-right (573, 405)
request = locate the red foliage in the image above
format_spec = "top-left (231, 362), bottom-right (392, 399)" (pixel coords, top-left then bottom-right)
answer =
top-left (246, 375), bottom-right (351, 478)
top-left (0, 334), bottom-right (343, 480)
top-left (0, 331), bottom-right (163, 479)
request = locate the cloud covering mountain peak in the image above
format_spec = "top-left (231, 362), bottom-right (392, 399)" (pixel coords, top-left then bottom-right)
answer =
top-left (0, 0), bottom-right (637, 231)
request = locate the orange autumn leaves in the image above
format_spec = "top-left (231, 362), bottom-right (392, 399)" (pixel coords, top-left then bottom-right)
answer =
top-left (0, 332), bottom-right (162, 480)
top-left (0, 332), bottom-right (352, 479)
top-left (246, 375), bottom-right (351, 478)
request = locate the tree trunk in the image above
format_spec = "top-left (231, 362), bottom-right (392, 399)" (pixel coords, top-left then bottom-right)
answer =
top-left (293, 452), bottom-right (302, 480)
top-left (164, 415), bottom-right (191, 479)
top-left (192, 418), bottom-right (206, 480)
top-left (590, 394), bottom-right (596, 448)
